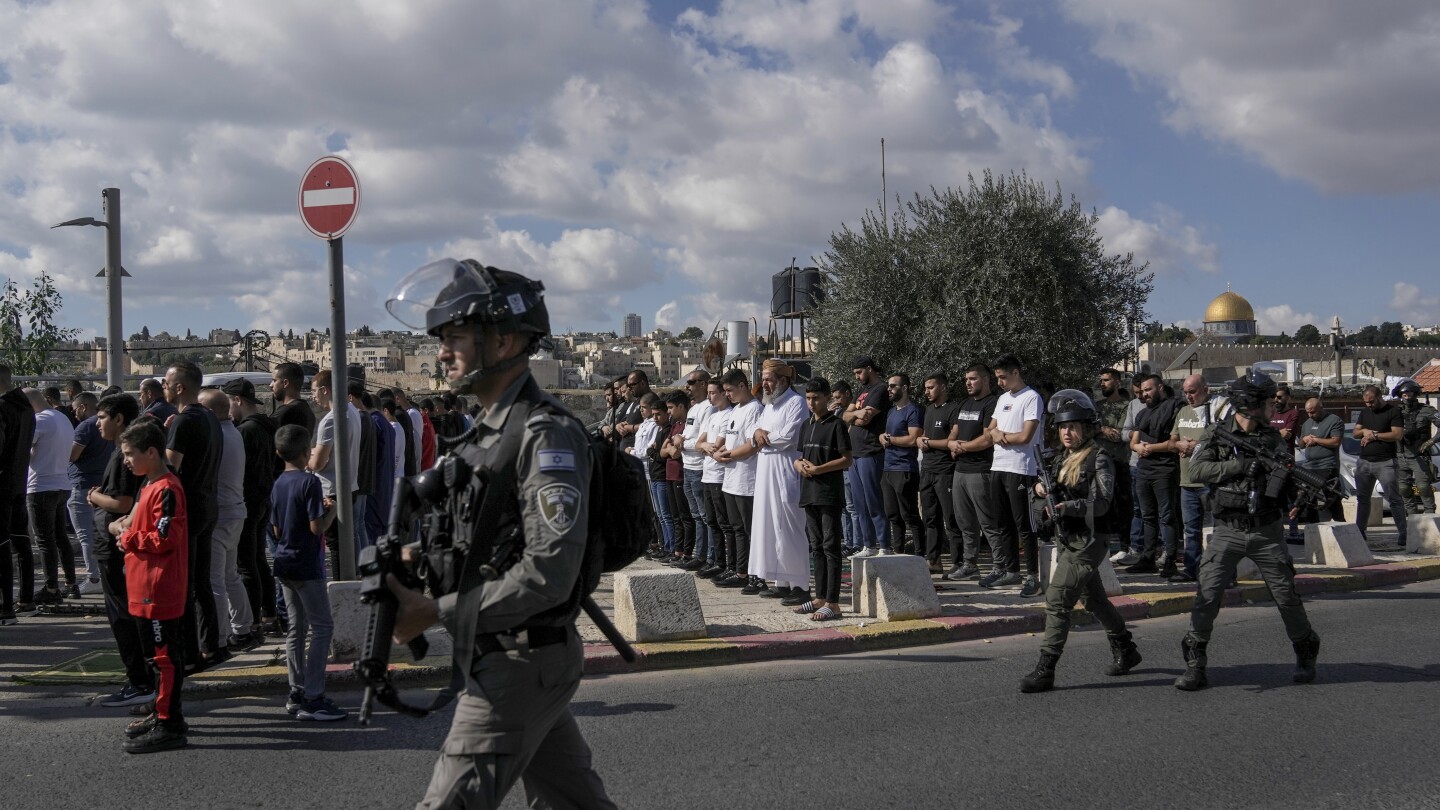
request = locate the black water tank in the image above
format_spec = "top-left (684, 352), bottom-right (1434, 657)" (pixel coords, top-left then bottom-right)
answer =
top-left (794, 267), bottom-right (823, 312)
top-left (771, 267), bottom-right (795, 316)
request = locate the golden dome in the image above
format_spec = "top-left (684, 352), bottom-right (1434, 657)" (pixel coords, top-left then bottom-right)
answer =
top-left (1204, 290), bottom-right (1255, 323)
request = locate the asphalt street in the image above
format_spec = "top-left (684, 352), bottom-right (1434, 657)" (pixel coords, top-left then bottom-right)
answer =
top-left (3, 580), bottom-right (1438, 810)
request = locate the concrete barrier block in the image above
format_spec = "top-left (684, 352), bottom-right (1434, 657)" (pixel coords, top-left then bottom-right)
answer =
top-left (867, 555), bottom-right (941, 621)
top-left (1038, 542), bottom-right (1123, 596)
top-left (327, 580), bottom-right (451, 663)
top-left (1202, 527), bottom-right (1261, 580)
top-left (1339, 497), bottom-right (1383, 528)
top-left (1302, 522), bottom-right (1376, 568)
top-left (1408, 515), bottom-right (1440, 554)
top-left (850, 556), bottom-right (875, 617)
top-left (612, 569), bottom-right (707, 642)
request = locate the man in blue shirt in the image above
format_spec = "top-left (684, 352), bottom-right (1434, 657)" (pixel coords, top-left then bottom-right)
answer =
top-left (879, 374), bottom-right (924, 558)
top-left (68, 392), bottom-right (111, 595)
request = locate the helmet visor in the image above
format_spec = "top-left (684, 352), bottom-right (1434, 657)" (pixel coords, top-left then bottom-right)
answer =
top-left (386, 258), bottom-right (497, 330)
top-left (1046, 388), bottom-right (1096, 417)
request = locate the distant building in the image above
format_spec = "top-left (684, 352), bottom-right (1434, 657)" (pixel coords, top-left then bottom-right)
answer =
top-left (623, 313), bottom-right (642, 338)
top-left (1200, 288), bottom-right (1258, 343)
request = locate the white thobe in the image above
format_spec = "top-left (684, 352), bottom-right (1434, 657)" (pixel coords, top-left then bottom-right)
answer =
top-left (748, 386), bottom-right (810, 584)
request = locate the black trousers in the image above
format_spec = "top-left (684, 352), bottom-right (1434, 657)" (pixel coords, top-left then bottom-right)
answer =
top-left (881, 470), bottom-right (922, 555)
top-left (183, 502), bottom-right (220, 661)
top-left (95, 541), bottom-right (151, 690)
top-left (237, 501), bottom-right (276, 622)
top-left (702, 483), bottom-right (731, 568)
top-left (9, 493), bottom-right (34, 604)
top-left (0, 495), bottom-right (15, 612)
top-left (918, 468), bottom-right (959, 563)
top-left (805, 504), bottom-right (843, 603)
top-left (27, 490), bottom-right (75, 591)
top-left (723, 492), bottom-right (753, 576)
top-left (992, 471), bottom-right (1039, 575)
top-left (666, 480), bottom-right (694, 556)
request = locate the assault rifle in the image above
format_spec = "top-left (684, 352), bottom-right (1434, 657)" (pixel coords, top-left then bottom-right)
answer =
top-left (1032, 445), bottom-right (1061, 541)
top-left (1210, 425), bottom-right (1340, 514)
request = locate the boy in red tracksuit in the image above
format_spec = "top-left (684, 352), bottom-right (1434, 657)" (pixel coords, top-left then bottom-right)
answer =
top-left (111, 421), bottom-right (190, 754)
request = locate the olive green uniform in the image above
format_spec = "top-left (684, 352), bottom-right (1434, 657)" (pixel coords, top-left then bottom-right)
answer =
top-left (1036, 446), bottom-right (1129, 656)
top-left (1397, 400), bottom-right (1437, 514)
top-left (419, 372), bottom-right (615, 810)
top-left (1185, 415), bottom-right (1313, 644)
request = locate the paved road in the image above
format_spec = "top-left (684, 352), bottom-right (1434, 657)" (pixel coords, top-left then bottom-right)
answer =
top-left (4, 580), bottom-right (1438, 809)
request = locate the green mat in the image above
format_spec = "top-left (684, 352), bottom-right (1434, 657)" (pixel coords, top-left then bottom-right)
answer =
top-left (12, 649), bottom-right (128, 686)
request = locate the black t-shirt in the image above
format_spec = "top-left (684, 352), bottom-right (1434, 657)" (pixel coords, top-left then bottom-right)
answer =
top-left (1357, 402), bottom-right (1403, 462)
top-left (921, 401), bottom-right (961, 475)
top-left (91, 447), bottom-right (142, 560)
top-left (848, 382), bottom-right (891, 458)
top-left (354, 406), bottom-right (377, 497)
top-left (1136, 396), bottom-right (1182, 480)
top-left (274, 399), bottom-right (316, 436)
top-left (952, 394), bottom-right (997, 474)
top-left (167, 404), bottom-right (222, 514)
top-left (800, 412), bottom-right (850, 507)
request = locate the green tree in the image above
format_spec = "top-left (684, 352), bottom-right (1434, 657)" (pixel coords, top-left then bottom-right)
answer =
top-left (810, 171), bottom-right (1153, 388)
top-left (1142, 322), bottom-right (1194, 344)
top-left (678, 326), bottom-right (704, 341)
top-left (1294, 323), bottom-right (1322, 345)
top-left (0, 271), bottom-right (82, 375)
top-left (1411, 332), bottom-right (1440, 347)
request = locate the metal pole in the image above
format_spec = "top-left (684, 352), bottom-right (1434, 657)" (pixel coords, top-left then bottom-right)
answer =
top-left (329, 236), bottom-right (356, 580)
top-left (101, 188), bottom-right (123, 388)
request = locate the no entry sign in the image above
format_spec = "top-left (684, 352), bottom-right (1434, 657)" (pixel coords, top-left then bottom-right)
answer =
top-left (298, 156), bottom-right (360, 239)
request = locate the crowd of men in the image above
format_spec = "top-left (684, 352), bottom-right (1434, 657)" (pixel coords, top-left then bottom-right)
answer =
top-left (598, 357), bottom-right (1438, 615)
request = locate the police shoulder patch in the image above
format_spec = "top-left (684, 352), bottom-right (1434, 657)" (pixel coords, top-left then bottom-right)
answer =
top-left (536, 482), bottom-right (582, 533)
top-left (537, 448), bottom-right (577, 472)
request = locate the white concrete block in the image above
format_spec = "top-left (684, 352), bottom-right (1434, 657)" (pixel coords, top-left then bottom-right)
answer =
top-left (850, 556), bottom-right (875, 617)
top-left (1339, 497), bottom-right (1383, 528)
top-left (1038, 542), bottom-right (1123, 596)
top-left (1202, 527), bottom-right (1261, 580)
top-left (327, 580), bottom-right (451, 663)
top-left (866, 555), bottom-right (942, 621)
top-left (1408, 515), bottom-right (1440, 554)
top-left (612, 569), bottom-right (707, 642)
top-left (1302, 522), bottom-right (1376, 568)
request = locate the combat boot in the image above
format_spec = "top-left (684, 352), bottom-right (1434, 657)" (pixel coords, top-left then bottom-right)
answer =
top-left (1173, 634), bottom-right (1208, 691)
top-left (1020, 653), bottom-right (1060, 693)
top-left (1292, 632), bottom-right (1321, 684)
top-left (1104, 631), bottom-right (1142, 676)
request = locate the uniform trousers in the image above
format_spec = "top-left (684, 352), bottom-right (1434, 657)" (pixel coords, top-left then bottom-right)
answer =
top-left (1040, 533), bottom-right (1128, 656)
top-left (1398, 450), bottom-right (1436, 514)
top-left (1188, 518), bottom-right (1312, 644)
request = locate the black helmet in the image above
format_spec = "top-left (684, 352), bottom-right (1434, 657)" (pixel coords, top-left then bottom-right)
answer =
top-left (1047, 388), bottom-right (1096, 425)
top-left (1392, 379), bottom-right (1421, 397)
top-left (1228, 368), bottom-right (1277, 410)
top-left (386, 258), bottom-right (550, 342)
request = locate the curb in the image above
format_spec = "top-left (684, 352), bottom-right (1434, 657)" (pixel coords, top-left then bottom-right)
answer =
top-left (181, 557), bottom-right (1440, 697)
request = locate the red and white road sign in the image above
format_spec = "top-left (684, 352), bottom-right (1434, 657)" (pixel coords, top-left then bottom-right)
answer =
top-left (298, 156), bottom-right (360, 239)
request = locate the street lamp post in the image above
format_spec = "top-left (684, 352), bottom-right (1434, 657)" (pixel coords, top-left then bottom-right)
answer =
top-left (52, 188), bottom-right (126, 388)
top-left (1330, 316), bottom-right (1343, 386)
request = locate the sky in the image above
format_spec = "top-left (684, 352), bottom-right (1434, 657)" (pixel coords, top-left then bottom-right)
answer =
top-left (1, 0), bottom-right (1437, 345)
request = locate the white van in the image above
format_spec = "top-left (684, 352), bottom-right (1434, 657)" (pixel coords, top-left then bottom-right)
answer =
top-left (201, 371), bottom-right (274, 390)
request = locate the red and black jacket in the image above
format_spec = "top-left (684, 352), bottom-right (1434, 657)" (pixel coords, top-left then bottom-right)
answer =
top-left (120, 472), bottom-right (190, 620)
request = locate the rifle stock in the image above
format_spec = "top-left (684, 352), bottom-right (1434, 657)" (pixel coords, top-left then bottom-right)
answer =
top-left (1211, 425), bottom-right (1340, 511)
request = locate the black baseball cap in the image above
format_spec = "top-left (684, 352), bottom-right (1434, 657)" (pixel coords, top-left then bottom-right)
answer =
top-left (852, 355), bottom-right (880, 372)
top-left (221, 378), bottom-right (259, 404)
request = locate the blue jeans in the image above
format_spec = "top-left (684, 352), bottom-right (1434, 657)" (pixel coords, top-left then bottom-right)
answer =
top-left (68, 485), bottom-right (99, 580)
top-left (649, 481), bottom-right (676, 551)
top-left (682, 469), bottom-right (709, 562)
top-left (353, 493), bottom-right (371, 552)
top-left (1179, 486), bottom-right (1208, 578)
top-left (279, 577), bottom-right (333, 700)
top-left (1129, 468), bottom-right (1144, 553)
top-left (849, 455), bottom-right (890, 550)
top-left (1355, 457), bottom-right (1407, 545)
top-left (840, 470), bottom-right (857, 547)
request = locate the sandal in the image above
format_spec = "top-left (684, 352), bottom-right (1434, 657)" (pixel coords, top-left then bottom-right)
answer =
top-left (810, 606), bottom-right (840, 621)
top-left (792, 601), bottom-right (818, 614)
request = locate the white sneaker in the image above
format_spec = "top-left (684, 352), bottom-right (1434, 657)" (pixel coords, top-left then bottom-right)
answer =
top-left (849, 547), bottom-right (878, 559)
top-left (1112, 552), bottom-right (1140, 566)
top-left (78, 578), bottom-right (103, 596)
top-left (875, 547), bottom-right (892, 556)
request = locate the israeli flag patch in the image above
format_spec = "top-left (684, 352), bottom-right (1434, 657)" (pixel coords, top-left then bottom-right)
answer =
top-left (538, 449), bottom-right (577, 472)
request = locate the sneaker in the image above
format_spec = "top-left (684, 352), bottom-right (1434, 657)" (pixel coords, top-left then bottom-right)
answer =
top-left (33, 587), bottom-right (63, 605)
top-left (681, 558), bottom-right (706, 571)
top-left (981, 572), bottom-right (1023, 589)
top-left (78, 577), bottom-right (103, 596)
top-left (1111, 551), bottom-right (1140, 566)
top-left (715, 572), bottom-right (747, 588)
top-left (1124, 558), bottom-right (1158, 574)
top-left (227, 633), bottom-right (262, 654)
top-left (978, 570), bottom-right (1004, 588)
top-left (850, 547), bottom-right (878, 559)
top-left (780, 589), bottom-right (810, 607)
top-left (13, 602), bottom-right (38, 616)
top-left (757, 584), bottom-right (785, 598)
top-left (943, 562), bottom-right (981, 581)
top-left (285, 688), bottom-right (305, 716)
top-left (1168, 571), bottom-right (1197, 584)
top-left (875, 547), bottom-right (893, 556)
top-left (100, 684), bottom-right (156, 708)
top-left (125, 714), bottom-right (188, 739)
top-left (264, 617), bottom-right (289, 638)
top-left (124, 721), bottom-right (188, 753)
top-left (297, 696), bottom-right (349, 722)
top-left (0, 611), bottom-right (17, 626)
top-left (67, 583), bottom-right (81, 599)
top-left (740, 577), bottom-right (764, 596)
top-left (696, 565), bottom-right (722, 579)
top-left (1019, 576), bottom-right (1042, 597)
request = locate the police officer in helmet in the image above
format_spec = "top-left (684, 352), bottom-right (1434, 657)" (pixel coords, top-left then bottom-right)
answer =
top-left (384, 258), bottom-right (616, 809)
top-left (1392, 379), bottom-right (1437, 515)
top-left (1020, 389), bottom-right (1141, 693)
top-left (1176, 369), bottom-right (1320, 691)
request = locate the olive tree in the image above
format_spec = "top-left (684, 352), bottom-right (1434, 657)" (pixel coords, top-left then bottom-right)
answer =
top-left (811, 171), bottom-right (1153, 389)
top-left (0, 271), bottom-right (82, 376)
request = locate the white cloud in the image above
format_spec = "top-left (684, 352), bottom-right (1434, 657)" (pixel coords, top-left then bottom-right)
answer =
top-left (1256, 304), bottom-right (1322, 337)
top-left (1064, 0), bottom-right (1440, 192)
top-left (1095, 205), bottom-right (1218, 274)
top-left (980, 15), bottom-right (1076, 100)
top-left (1389, 281), bottom-right (1440, 325)
top-left (653, 300), bottom-right (679, 330)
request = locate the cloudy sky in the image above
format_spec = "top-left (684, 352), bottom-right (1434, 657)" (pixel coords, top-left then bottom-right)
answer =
top-left (2, 0), bottom-right (1437, 344)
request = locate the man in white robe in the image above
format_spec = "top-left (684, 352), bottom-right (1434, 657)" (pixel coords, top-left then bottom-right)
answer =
top-left (748, 359), bottom-right (811, 600)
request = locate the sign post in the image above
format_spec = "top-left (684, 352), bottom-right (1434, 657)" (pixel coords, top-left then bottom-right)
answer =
top-left (299, 155), bottom-right (361, 580)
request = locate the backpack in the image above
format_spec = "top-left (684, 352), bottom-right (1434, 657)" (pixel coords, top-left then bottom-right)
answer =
top-left (577, 433), bottom-right (654, 594)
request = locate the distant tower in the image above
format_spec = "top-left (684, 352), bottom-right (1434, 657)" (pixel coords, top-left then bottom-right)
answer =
top-left (623, 313), bottom-right (642, 338)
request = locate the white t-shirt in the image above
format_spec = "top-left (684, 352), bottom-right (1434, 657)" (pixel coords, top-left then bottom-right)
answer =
top-left (315, 402), bottom-right (363, 498)
top-left (28, 409), bottom-right (75, 493)
top-left (681, 400), bottom-right (713, 472)
top-left (390, 422), bottom-right (407, 479)
top-left (406, 407), bottom-right (424, 469)
top-left (700, 406), bottom-right (730, 484)
top-left (990, 387), bottom-right (1043, 476)
top-left (721, 399), bottom-right (763, 497)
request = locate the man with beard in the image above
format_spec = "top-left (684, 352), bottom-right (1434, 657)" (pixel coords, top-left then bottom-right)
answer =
top-left (748, 359), bottom-right (811, 602)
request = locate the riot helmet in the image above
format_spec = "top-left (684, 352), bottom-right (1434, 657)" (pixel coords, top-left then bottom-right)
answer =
top-left (1047, 388), bottom-right (1097, 425)
top-left (1227, 368), bottom-right (1277, 411)
top-left (1392, 379), bottom-right (1421, 398)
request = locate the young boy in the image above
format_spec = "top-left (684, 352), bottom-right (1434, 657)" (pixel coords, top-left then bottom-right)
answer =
top-left (794, 378), bottom-right (852, 620)
top-left (112, 420), bottom-right (190, 754)
top-left (270, 424), bottom-right (347, 722)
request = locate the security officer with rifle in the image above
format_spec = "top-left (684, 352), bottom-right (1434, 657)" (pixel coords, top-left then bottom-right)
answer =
top-left (1020, 389), bottom-right (1141, 693)
top-left (1393, 379), bottom-right (1437, 515)
top-left (381, 258), bottom-right (616, 809)
top-left (1176, 369), bottom-right (1323, 691)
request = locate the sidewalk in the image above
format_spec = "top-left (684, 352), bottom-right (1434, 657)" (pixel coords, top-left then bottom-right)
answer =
top-left (3, 522), bottom-right (1434, 698)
